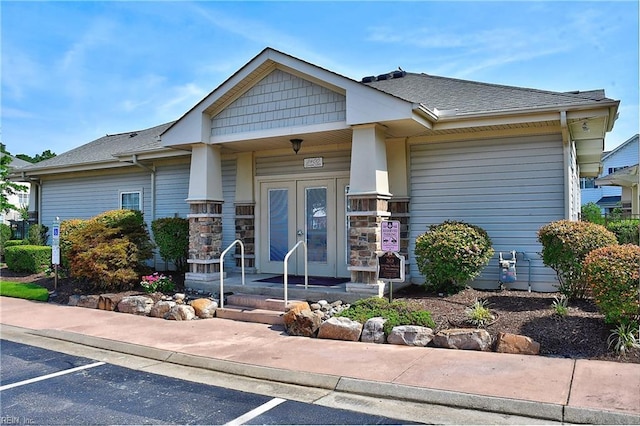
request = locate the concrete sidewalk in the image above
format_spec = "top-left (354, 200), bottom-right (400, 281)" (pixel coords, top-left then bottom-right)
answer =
top-left (0, 296), bottom-right (638, 424)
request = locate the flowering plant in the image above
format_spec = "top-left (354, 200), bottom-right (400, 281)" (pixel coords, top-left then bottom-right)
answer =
top-left (140, 272), bottom-right (175, 293)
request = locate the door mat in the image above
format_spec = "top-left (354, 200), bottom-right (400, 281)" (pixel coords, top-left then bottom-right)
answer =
top-left (256, 275), bottom-right (350, 286)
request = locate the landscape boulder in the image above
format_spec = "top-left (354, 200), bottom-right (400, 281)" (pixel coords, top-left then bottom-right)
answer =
top-left (149, 300), bottom-right (176, 318)
top-left (190, 298), bottom-right (218, 319)
top-left (318, 317), bottom-right (362, 342)
top-left (361, 317), bottom-right (387, 344)
top-left (387, 325), bottom-right (434, 346)
top-left (495, 332), bottom-right (540, 355)
top-left (73, 295), bottom-right (100, 309)
top-left (117, 295), bottom-right (154, 315)
top-left (164, 304), bottom-right (195, 321)
top-left (284, 309), bottom-right (323, 337)
top-left (432, 328), bottom-right (492, 351)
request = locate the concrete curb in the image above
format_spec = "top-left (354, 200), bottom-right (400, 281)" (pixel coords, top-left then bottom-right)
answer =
top-left (12, 327), bottom-right (640, 425)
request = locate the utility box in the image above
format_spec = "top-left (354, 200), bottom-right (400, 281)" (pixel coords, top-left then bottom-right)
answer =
top-left (499, 251), bottom-right (517, 284)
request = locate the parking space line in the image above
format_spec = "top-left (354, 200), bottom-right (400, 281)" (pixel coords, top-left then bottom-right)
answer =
top-left (0, 361), bottom-right (106, 391)
top-left (225, 397), bottom-right (286, 426)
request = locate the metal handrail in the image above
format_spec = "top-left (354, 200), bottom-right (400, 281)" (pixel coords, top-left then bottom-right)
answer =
top-left (283, 240), bottom-right (307, 307)
top-left (219, 239), bottom-right (245, 308)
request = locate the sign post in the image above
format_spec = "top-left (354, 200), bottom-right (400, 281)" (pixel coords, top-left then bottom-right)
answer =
top-left (51, 217), bottom-right (60, 295)
top-left (378, 220), bottom-right (404, 302)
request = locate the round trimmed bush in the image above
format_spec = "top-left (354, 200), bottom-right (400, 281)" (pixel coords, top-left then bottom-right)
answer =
top-left (583, 244), bottom-right (640, 326)
top-left (414, 220), bottom-right (494, 293)
top-left (538, 220), bottom-right (618, 299)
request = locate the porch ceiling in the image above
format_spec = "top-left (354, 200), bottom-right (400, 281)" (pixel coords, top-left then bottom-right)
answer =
top-left (217, 128), bottom-right (353, 154)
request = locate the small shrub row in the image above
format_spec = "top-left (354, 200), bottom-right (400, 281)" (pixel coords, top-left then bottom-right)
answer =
top-left (338, 297), bottom-right (435, 335)
top-left (4, 245), bottom-right (51, 273)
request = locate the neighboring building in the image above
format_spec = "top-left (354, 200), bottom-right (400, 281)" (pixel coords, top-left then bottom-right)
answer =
top-left (2, 154), bottom-right (31, 234)
top-left (16, 48), bottom-right (620, 293)
top-left (581, 134), bottom-right (639, 215)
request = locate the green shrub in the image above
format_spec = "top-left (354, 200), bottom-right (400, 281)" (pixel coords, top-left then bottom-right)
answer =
top-left (4, 240), bottom-right (27, 248)
top-left (151, 217), bottom-right (189, 272)
top-left (27, 224), bottom-right (49, 246)
top-left (414, 220), bottom-right (494, 293)
top-left (0, 223), bottom-right (12, 258)
top-left (338, 297), bottom-right (435, 335)
top-left (60, 218), bottom-right (89, 269)
top-left (538, 220), bottom-right (618, 299)
top-left (93, 209), bottom-right (154, 263)
top-left (581, 202), bottom-right (604, 225)
top-left (66, 220), bottom-right (140, 291)
top-left (583, 244), bottom-right (640, 326)
top-left (606, 220), bottom-right (639, 245)
top-left (4, 245), bottom-right (51, 273)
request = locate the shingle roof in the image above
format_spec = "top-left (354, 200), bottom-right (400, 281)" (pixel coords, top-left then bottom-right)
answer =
top-left (19, 122), bottom-right (174, 171)
top-left (362, 72), bottom-right (614, 115)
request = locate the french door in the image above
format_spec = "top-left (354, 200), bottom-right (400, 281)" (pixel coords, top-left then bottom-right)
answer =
top-left (260, 178), bottom-right (349, 277)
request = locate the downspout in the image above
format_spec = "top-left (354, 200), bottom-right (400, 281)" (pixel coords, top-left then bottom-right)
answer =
top-left (560, 111), bottom-right (572, 220)
top-left (131, 155), bottom-right (156, 223)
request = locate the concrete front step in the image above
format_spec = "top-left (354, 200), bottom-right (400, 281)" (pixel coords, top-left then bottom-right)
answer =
top-left (225, 294), bottom-right (302, 311)
top-left (215, 305), bottom-right (284, 325)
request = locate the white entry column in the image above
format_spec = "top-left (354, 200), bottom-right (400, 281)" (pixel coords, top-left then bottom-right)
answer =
top-left (185, 143), bottom-right (225, 291)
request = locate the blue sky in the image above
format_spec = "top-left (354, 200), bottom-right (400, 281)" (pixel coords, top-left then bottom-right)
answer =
top-left (2, 1), bottom-right (638, 157)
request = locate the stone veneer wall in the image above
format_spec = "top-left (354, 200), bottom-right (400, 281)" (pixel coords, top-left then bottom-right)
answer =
top-left (234, 203), bottom-right (256, 272)
top-left (348, 196), bottom-right (390, 284)
top-left (188, 202), bottom-right (223, 274)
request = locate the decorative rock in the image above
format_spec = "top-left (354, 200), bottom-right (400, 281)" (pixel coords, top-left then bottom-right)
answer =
top-left (98, 293), bottom-right (125, 311)
top-left (117, 295), bottom-right (154, 315)
top-left (68, 295), bottom-right (81, 306)
top-left (495, 332), bottom-right (540, 355)
top-left (283, 301), bottom-right (310, 319)
top-left (164, 304), bottom-right (195, 321)
top-left (331, 300), bottom-right (343, 307)
top-left (75, 295), bottom-right (100, 309)
top-left (309, 303), bottom-right (321, 311)
top-left (432, 328), bottom-right (492, 351)
top-left (318, 317), bottom-right (363, 341)
top-left (317, 300), bottom-right (329, 307)
top-left (284, 309), bottom-right (323, 337)
top-left (361, 317), bottom-right (387, 343)
top-left (387, 325), bottom-right (434, 346)
top-left (190, 298), bottom-right (218, 319)
top-left (149, 300), bottom-right (176, 318)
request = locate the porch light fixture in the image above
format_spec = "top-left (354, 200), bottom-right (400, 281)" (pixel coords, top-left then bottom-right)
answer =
top-left (290, 138), bottom-right (303, 154)
top-left (582, 121), bottom-right (590, 132)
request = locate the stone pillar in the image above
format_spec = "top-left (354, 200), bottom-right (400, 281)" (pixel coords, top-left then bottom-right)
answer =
top-left (346, 124), bottom-right (391, 296)
top-left (185, 144), bottom-right (224, 292)
top-left (235, 203), bottom-right (256, 272)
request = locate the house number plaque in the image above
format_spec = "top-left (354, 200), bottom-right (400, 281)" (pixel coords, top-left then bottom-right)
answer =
top-left (303, 157), bottom-right (323, 168)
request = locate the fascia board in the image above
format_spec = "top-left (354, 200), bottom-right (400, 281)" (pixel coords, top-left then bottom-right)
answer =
top-left (14, 160), bottom-right (135, 177)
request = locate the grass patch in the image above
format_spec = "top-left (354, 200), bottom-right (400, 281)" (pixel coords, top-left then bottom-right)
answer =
top-left (0, 281), bottom-right (49, 301)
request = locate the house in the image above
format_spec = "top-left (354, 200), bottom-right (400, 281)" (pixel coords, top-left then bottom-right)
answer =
top-left (581, 134), bottom-right (639, 216)
top-left (17, 48), bottom-right (620, 293)
top-left (2, 153), bottom-right (31, 237)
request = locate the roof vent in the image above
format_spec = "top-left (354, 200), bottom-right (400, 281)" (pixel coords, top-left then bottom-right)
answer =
top-left (129, 132), bottom-right (138, 138)
top-left (376, 73), bottom-right (390, 81)
top-left (361, 76), bottom-right (376, 83)
top-left (392, 70), bottom-right (406, 79)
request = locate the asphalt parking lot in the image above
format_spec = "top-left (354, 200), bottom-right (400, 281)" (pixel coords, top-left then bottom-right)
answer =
top-left (0, 340), bottom-right (414, 425)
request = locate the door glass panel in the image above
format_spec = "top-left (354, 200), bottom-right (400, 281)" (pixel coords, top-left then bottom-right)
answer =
top-left (306, 187), bottom-right (327, 263)
top-left (269, 189), bottom-right (288, 261)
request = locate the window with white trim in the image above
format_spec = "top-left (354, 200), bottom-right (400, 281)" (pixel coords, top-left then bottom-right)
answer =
top-left (120, 190), bottom-right (142, 211)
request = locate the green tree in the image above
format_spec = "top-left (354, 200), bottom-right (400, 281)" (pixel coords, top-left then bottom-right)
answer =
top-left (0, 148), bottom-right (28, 213)
top-left (15, 150), bottom-right (56, 163)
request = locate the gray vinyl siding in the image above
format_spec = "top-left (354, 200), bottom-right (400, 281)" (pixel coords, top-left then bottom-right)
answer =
top-left (221, 159), bottom-right (237, 270)
top-left (255, 150), bottom-right (351, 176)
top-left (409, 134), bottom-right (564, 292)
top-left (155, 163), bottom-right (190, 219)
top-left (40, 168), bottom-right (152, 237)
top-left (212, 69), bottom-right (346, 136)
